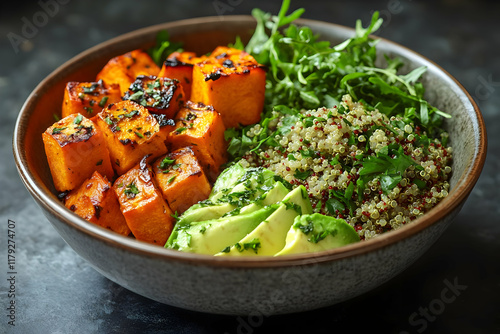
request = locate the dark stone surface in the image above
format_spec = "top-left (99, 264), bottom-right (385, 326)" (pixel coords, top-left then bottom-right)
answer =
top-left (1, 0), bottom-right (498, 333)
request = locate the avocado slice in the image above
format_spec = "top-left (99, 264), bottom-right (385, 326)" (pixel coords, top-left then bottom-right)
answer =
top-left (216, 185), bottom-right (313, 256)
top-left (166, 204), bottom-right (279, 255)
top-left (275, 213), bottom-right (360, 256)
top-left (166, 182), bottom-right (290, 252)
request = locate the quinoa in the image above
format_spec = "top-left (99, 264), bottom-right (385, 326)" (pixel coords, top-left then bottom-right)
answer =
top-left (239, 95), bottom-right (453, 240)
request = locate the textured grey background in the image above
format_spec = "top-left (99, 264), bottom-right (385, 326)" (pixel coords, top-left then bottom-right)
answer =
top-left (1, 0), bottom-right (499, 333)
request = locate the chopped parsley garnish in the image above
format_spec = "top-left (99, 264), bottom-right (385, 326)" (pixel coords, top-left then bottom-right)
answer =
top-left (293, 169), bottom-right (311, 180)
top-left (82, 85), bottom-right (97, 94)
top-left (147, 30), bottom-right (183, 66)
top-left (225, 2), bottom-right (450, 160)
top-left (283, 200), bottom-right (302, 215)
top-left (52, 127), bottom-right (66, 134)
top-left (73, 114), bottom-right (83, 125)
top-left (170, 211), bottom-right (180, 222)
top-left (159, 157), bottom-right (175, 169)
top-left (124, 182), bottom-right (140, 198)
top-left (185, 113), bottom-right (197, 121)
top-left (234, 238), bottom-right (261, 254)
top-left (98, 96), bottom-right (109, 107)
top-left (295, 217), bottom-right (336, 244)
top-left (356, 144), bottom-right (423, 194)
top-left (127, 91), bottom-right (144, 101)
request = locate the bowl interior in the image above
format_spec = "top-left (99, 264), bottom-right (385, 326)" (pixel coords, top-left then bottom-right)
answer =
top-left (14, 16), bottom-right (486, 265)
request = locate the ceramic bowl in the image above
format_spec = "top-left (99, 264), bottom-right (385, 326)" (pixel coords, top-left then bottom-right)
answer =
top-left (13, 16), bottom-right (487, 315)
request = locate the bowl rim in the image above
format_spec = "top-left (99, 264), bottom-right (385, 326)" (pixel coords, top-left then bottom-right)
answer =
top-left (13, 15), bottom-right (487, 268)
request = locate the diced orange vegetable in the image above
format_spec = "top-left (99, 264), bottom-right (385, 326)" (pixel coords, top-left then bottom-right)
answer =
top-left (123, 75), bottom-right (185, 118)
top-left (42, 113), bottom-right (114, 192)
top-left (158, 51), bottom-right (207, 100)
top-left (153, 147), bottom-right (211, 214)
top-left (96, 49), bottom-right (160, 95)
top-left (64, 171), bottom-right (130, 236)
top-left (62, 80), bottom-right (121, 118)
top-left (113, 159), bottom-right (175, 245)
top-left (190, 46), bottom-right (266, 129)
top-left (95, 100), bottom-right (172, 175)
top-left (167, 101), bottom-right (227, 182)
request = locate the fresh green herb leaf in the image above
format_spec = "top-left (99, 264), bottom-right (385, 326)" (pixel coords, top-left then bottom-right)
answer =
top-left (234, 238), bottom-right (261, 254)
top-left (159, 157), bottom-right (175, 169)
top-left (52, 127), bottom-right (66, 134)
top-left (175, 127), bottom-right (187, 134)
top-left (73, 114), bottom-right (83, 125)
top-left (124, 109), bottom-right (139, 118)
top-left (294, 169), bottom-right (312, 180)
top-left (325, 198), bottom-right (344, 215)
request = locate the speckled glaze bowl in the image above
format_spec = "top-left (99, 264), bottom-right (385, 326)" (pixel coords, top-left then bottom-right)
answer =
top-left (13, 16), bottom-right (486, 315)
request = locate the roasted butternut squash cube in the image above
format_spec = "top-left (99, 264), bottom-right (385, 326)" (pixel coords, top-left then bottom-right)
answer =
top-left (113, 160), bottom-right (175, 245)
top-left (95, 100), bottom-right (171, 175)
top-left (123, 75), bottom-right (185, 118)
top-left (62, 80), bottom-right (121, 118)
top-left (190, 46), bottom-right (266, 129)
top-left (42, 113), bottom-right (114, 192)
top-left (158, 51), bottom-right (207, 100)
top-left (96, 49), bottom-right (160, 95)
top-left (64, 171), bottom-right (130, 236)
top-left (167, 101), bottom-right (227, 182)
top-left (153, 147), bottom-right (211, 214)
